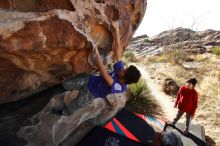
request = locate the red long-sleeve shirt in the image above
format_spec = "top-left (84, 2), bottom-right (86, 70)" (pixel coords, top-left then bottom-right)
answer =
top-left (175, 86), bottom-right (198, 116)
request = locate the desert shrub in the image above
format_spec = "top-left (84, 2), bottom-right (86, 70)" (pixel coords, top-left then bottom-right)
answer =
top-left (166, 49), bottom-right (185, 64)
top-left (212, 46), bottom-right (220, 56)
top-left (127, 79), bottom-right (149, 98)
top-left (144, 55), bottom-right (168, 64)
top-left (126, 79), bottom-right (161, 115)
top-left (144, 48), bottom-right (185, 65)
top-left (144, 38), bottom-right (151, 43)
top-left (124, 51), bottom-right (138, 62)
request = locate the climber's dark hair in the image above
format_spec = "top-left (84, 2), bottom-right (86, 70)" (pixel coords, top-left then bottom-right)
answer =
top-left (186, 78), bottom-right (198, 87)
top-left (124, 65), bottom-right (141, 84)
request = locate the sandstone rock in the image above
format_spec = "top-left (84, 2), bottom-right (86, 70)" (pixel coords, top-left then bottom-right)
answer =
top-left (0, 83), bottom-right (128, 145)
top-left (0, 0), bottom-right (147, 104)
top-left (47, 90), bottom-right (79, 112)
top-left (17, 92), bottom-right (128, 146)
top-left (198, 29), bottom-right (220, 42)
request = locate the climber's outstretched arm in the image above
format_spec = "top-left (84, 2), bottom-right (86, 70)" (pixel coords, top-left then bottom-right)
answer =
top-left (112, 21), bottom-right (122, 61)
top-left (94, 47), bottom-right (114, 86)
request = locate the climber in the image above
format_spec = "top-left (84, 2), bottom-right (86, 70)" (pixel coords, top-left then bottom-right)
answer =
top-left (61, 20), bottom-right (141, 114)
top-left (168, 78), bottom-right (198, 135)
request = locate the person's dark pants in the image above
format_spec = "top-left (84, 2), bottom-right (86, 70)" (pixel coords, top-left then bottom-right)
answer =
top-left (63, 74), bottom-right (90, 91)
top-left (62, 74), bottom-right (96, 115)
top-left (172, 110), bottom-right (191, 131)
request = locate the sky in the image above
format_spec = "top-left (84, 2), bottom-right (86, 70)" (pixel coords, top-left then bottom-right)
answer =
top-left (134, 0), bottom-right (220, 37)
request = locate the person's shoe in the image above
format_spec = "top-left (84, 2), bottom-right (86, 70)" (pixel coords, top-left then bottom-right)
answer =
top-left (168, 121), bottom-right (176, 127)
top-left (183, 129), bottom-right (189, 135)
top-left (163, 122), bottom-right (168, 131)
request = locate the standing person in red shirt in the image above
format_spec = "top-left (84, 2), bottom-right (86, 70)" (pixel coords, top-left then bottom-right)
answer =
top-left (170, 78), bottom-right (198, 135)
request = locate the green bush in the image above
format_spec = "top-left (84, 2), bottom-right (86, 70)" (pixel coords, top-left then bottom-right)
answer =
top-left (212, 46), bottom-right (220, 56)
top-left (163, 48), bottom-right (185, 64)
top-left (125, 79), bottom-right (161, 115)
top-left (124, 51), bottom-right (138, 62)
top-left (127, 79), bottom-right (148, 98)
top-left (144, 38), bottom-right (151, 43)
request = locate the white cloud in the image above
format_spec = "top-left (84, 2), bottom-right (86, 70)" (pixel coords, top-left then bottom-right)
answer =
top-left (135, 0), bottom-right (220, 37)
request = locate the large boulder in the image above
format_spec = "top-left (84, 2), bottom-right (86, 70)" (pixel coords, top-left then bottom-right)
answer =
top-left (17, 92), bottom-right (128, 146)
top-left (0, 0), bottom-right (147, 104)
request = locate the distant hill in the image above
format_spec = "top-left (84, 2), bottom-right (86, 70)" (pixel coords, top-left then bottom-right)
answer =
top-left (129, 28), bottom-right (220, 57)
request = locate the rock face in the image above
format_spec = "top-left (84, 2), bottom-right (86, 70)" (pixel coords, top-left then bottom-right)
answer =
top-left (0, 0), bottom-right (147, 104)
top-left (128, 28), bottom-right (220, 57)
top-left (0, 86), bottom-right (128, 145)
top-left (17, 93), bottom-right (128, 146)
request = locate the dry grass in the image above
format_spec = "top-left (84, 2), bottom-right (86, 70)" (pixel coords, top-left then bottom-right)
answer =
top-left (123, 51), bottom-right (138, 62)
top-left (164, 49), bottom-right (187, 64)
top-left (144, 55), bottom-right (168, 64)
top-left (196, 70), bottom-right (220, 145)
top-left (144, 48), bottom-right (188, 65)
top-left (211, 46), bottom-right (220, 56)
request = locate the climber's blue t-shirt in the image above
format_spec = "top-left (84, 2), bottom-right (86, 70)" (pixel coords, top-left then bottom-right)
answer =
top-left (88, 61), bottom-right (127, 98)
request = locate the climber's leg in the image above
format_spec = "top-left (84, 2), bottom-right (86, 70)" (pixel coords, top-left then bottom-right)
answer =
top-left (63, 86), bottom-right (96, 115)
top-left (63, 74), bottom-right (90, 90)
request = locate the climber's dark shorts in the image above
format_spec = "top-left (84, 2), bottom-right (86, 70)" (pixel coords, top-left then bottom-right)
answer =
top-left (62, 74), bottom-right (96, 115)
top-left (63, 74), bottom-right (90, 91)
